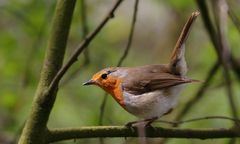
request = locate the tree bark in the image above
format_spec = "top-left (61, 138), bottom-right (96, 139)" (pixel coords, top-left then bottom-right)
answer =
top-left (18, 0), bottom-right (76, 143)
top-left (47, 126), bottom-right (240, 143)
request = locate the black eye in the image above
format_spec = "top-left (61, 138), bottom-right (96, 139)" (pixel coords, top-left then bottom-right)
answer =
top-left (101, 73), bottom-right (108, 79)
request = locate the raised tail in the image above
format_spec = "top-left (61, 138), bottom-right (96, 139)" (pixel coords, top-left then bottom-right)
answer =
top-left (169, 11), bottom-right (200, 76)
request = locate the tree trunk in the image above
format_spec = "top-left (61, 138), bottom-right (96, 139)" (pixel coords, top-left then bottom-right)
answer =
top-left (18, 0), bottom-right (76, 143)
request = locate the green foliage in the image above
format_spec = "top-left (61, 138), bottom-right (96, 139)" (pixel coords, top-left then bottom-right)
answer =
top-left (0, 0), bottom-right (239, 144)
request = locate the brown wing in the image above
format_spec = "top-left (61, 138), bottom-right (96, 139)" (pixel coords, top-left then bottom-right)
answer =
top-left (121, 65), bottom-right (195, 95)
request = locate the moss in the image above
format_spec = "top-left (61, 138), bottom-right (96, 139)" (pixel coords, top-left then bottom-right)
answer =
top-left (18, 1), bottom-right (76, 143)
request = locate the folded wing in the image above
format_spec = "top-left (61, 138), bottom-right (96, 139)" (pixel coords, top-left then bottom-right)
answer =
top-left (122, 65), bottom-right (197, 95)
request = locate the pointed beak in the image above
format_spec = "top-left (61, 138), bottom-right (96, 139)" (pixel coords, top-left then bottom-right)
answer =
top-left (83, 79), bottom-right (96, 86)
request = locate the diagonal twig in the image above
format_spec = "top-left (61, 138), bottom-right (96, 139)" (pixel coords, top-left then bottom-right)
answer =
top-left (174, 61), bottom-right (220, 124)
top-left (196, 0), bottom-right (238, 122)
top-left (212, 0), bottom-right (238, 120)
top-left (48, 0), bottom-right (124, 93)
top-left (230, 56), bottom-right (240, 81)
top-left (117, 0), bottom-right (139, 67)
top-left (226, 2), bottom-right (240, 81)
top-left (98, 0), bottom-right (139, 126)
top-left (59, 0), bottom-right (90, 87)
top-left (80, 0), bottom-right (90, 64)
top-left (196, 0), bottom-right (219, 55)
top-left (212, 1), bottom-right (239, 143)
top-left (227, 2), bottom-right (240, 34)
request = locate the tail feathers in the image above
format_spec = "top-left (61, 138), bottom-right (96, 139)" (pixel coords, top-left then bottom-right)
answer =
top-left (184, 78), bottom-right (202, 83)
top-left (169, 11), bottom-right (200, 76)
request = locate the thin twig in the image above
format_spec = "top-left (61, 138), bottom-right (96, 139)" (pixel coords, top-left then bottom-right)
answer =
top-left (98, 93), bottom-right (108, 144)
top-left (227, 2), bottom-right (240, 81)
top-left (196, 0), bottom-right (219, 55)
top-left (212, 0), bottom-right (238, 120)
top-left (98, 0), bottom-right (139, 125)
top-left (59, 0), bottom-right (90, 87)
top-left (227, 4), bottom-right (240, 34)
top-left (48, 0), bottom-right (124, 93)
top-left (80, 0), bottom-right (90, 64)
top-left (157, 116), bottom-right (240, 126)
top-left (59, 62), bottom-right (89, 87)
top-left (156, 12), bottom-right (201, 144)
top-left (174, 61), bottom-right (220, 124)
top-left (98, 93), bottom-right (108, 125)
top-left (117, 0), bottom-right (139, 67)
top-left (19, 1), bottom-right (77, 143)
top-left (213, 1), bottom-right (239, 144)
top-left (230, 56), bottom-right (240, 81)
top-left (196, 0), bottom-right (238, 122)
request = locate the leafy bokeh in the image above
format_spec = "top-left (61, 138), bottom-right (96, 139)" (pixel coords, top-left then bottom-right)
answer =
top-left (0, 0), bottom-right (240, 143)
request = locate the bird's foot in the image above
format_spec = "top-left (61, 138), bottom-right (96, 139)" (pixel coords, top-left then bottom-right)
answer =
top-left (125, 121), bottom-right (137, 132)
top-left (125, 121), bottom-right (136, 128)
top-left (144, 117), bottom-right (158, 131)
top-left (145, 116), bottom-right (158, 126)
top-left (125, 117), bottom-right (158, 129)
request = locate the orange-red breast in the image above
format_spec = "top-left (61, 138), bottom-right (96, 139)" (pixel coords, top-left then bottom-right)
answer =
top-left (83, 11), bottom-right (200, 122)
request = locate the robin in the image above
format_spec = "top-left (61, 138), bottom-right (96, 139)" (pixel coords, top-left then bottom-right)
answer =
top-left (83, 11), bottom-right (200, 126)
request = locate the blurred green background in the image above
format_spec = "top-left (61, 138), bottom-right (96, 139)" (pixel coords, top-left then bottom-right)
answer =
top-left (1, 0), bottom-right (240, 143)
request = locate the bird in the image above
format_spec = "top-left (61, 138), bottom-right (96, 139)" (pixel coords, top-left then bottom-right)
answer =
top-left (83, 11), bottom-right (200, 126)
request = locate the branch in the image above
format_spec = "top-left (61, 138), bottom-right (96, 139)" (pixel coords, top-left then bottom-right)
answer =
top-left (48, 0), bottom-right (124, 93)
top-left (117, 0), bottom-right (139, 67)
top-left (196, 0), bottom-right (238, 121)
top-left (227, 3), bottom-right (240, 81)
top-left (80, 0), bottom-right (90, 64)
top-left (47, 126), bottom-right (240, 143)
top-left (196, 0), bottom-right (218, 50)
top-left (227, 3), bottom-right (240, 34)
top-left (98, 0), bottom-right (139, 125)
top-left (99, 93), bottom-right (108, 125)
top-left (59, 62), bottom-right (89, 87)
top-left (59, 0), bottom-right (91, 87)
top-left (158, 116), bottom-right (240, 126)
top-left (212, 0), bottom-right (238, 120)
top-left (19, 1), bottom-right (76, 143)
top-left (230, 56), bottom-right (240, 81)
top-left (196, 5), bottom-right (239, 144)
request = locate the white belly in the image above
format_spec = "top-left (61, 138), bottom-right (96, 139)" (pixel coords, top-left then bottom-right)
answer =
top-left (123, 85), bottom-right (184, 119)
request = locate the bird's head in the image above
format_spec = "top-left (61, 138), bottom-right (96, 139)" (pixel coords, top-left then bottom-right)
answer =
top-left (83, 67), bottom-right (124, 93)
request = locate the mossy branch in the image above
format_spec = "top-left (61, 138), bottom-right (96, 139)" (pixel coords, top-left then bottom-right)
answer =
top-left (18, 0), bottom-right (124, 143)
top-left (18, 0), bottom-right (240, 143)
top-left (47, 126), bottom-right (240, 143)
top-left (18, 0), bottom-right (76, 143)
top-left (48, 0), bottom-right (124, 92)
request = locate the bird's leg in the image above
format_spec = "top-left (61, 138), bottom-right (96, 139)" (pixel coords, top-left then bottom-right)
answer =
top-left (143, 117), bottom-right (158, 127)
top-left (125, 116), bottom-right (158, 128)
top-left (125, 121), bottom-right (136, 128)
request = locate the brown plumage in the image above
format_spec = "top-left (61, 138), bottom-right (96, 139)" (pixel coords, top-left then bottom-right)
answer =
top-left (83, 11), bottom-right (200, 122)
top-left (111, 65), bottom-right (198, 95)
